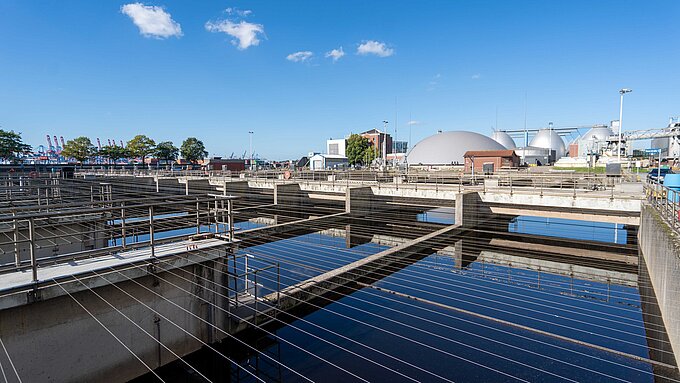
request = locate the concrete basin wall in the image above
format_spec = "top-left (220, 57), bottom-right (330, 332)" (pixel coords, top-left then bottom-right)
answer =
top-left (639, 203), bottom-right (680, 366)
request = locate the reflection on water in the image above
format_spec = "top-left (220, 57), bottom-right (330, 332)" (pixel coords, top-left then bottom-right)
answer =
top-left (509, 216), bottom-right (629, 244)
top-left (417, 207), bottom-right (455, 224)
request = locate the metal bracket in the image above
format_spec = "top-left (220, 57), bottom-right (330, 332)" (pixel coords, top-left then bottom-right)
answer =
top-left (27, 288), bottom-right (42, 303)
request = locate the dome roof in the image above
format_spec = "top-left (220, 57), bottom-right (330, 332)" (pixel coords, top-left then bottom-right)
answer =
top-left (407, 131), bottom-right (506, 165)
top-left (491, 131), bottom-right (516, 149)
top-left (529, 129), bottom-right (566, 159)
top-left (580, 126), bottom-right (613, 143)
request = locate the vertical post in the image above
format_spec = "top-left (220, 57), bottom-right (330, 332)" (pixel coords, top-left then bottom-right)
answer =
top-left (28, 218), bottom-right (37, 283)
top-left (149, 206), bottom-right (155, 258)
top-left (121, 202), bottom-right (127, 249)
top-left (13, 211), bottom-right (20, 268)
top-left (185, 179), bottom-right (190, 196)
top-left (155, 177), bottom-right (159, 193)
top-left (196, 199), bottom-right (201, 234)
top-left (214, 198), bottom-right (219, 234)
top-left (228, 199), bottom-right (234, 242)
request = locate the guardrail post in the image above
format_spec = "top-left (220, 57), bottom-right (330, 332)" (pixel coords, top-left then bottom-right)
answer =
top-left (214, 198), bottom-right (219, 234)
top-left (28, 218), bottom-right (37, 283)
top-left (149, 206), bottom-right (155, 258)
top-left (121, 202), bottom-right (127, 249)
top-left (196, 198), bottom-right (201, 234)
top-left (13, 210), bottom-right (19, 267)
top-left (228, 199), bottom-right (234, 242)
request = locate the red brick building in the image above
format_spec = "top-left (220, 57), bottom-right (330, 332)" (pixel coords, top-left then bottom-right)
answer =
top-left (203, 157), bottom-right (246, 171)
top-left (361, 129), bottom-right (392, 156)
top-left (463, 150), bottom-right (519, 173)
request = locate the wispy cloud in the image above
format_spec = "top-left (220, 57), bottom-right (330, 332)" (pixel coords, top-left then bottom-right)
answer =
top-left (325, 47), bottom-right (345, 62)
top-left (427, 73), bottom-right (442, 91)
top-left (356, 40), bottom-right (394, 57)
top-left (121, 3), bottom-right (182, 39)
top-left (286, 51), bottom-right (313, 63)
top-left (407, 120), bottom-right (422, 126)
top-left (205, 9), bottom-right (264, 50)
top-left (471, 73), bottom-right (481, 80)
top-left (225, 7), bottom-right (252, 17)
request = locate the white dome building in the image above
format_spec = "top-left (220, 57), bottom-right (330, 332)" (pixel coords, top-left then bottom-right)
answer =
top-left (491, 131), bottom-right (516, 149)
top-left (529, 129), bottom-right (566, 159)
top-left (576, 126), bottom-right (613, 157)
top-left (407, 131), bottom-right (506, 166)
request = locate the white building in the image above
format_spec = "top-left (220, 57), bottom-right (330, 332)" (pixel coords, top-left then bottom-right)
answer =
top-left (326, 139), bottom-right (346, 157)
top-left (309, 154), bottom-right (349, 171)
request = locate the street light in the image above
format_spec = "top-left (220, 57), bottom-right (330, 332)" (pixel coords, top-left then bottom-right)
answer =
top-left (618, 88), bottom-right (632, 163)
top-left (382, 120), bottom-right (388, 167)
top-left (248, 131), bottom-right (254, 171)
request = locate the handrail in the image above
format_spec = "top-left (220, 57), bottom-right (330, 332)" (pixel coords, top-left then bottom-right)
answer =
top-left (643, 179), bottom-right (680, 233)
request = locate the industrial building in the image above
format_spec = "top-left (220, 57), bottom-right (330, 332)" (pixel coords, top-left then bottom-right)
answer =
top-left (406, 131), bottom-right (506, 168)
top-left (463, 150), bottom-right (520, 173)
top-left (309, 153), bottom-right (349, 171)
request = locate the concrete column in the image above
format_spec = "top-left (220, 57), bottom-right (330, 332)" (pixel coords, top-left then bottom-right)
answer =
top-left (345, 186), bottom-right (376, 216)
top-left (274, 183), bottom-right (304, 207)
top-left (455, 191), bottom-right (493, 228)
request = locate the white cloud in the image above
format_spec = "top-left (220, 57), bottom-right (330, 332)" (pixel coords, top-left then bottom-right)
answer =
top-left (325, 47), bottom-right (345, 62)
top-left (471, 73), bottom-right (481, 80)
top-left (427, 73), bottom-right (442, 91)
top-left (225, 7), bottom-right (252, 17)
top-left (286, 51), bottom-right (313, 63)
top-left (121, 3), bottom-right (182, 39)
top-left (205, 19), bottom-right (265, 50)
top-left (407, 120), bottom-right (421, 126)
top-left (356, 40), bottom-right (394, 57)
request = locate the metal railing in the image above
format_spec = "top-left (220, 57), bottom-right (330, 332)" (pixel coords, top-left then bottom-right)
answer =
top-left (0, 194), bottom-right (238, 284)
top-left (644, 179), bottom-right (680, 233)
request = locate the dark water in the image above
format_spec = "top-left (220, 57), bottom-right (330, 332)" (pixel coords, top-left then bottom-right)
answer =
top-left (132, 217), bottom-right (673, 383)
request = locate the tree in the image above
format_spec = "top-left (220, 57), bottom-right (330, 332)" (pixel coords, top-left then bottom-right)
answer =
top-left (180, 137), bottom-right (208, 163)
top-left (126, 135), bottom-right (156, 164)
top-left (0, 130), bottom-right (31, 162)
top-left (98, 145), bottom-right (129, 164)
top-left (345, 134), bottom-right (375, 166)
top-left (155, 141), bottom-right (179, 165)
top-left (62, 137), bottom-right (95, 163)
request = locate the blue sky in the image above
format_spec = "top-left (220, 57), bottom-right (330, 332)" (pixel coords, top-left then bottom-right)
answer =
top-left (1, 1), bottom-right (679, 159)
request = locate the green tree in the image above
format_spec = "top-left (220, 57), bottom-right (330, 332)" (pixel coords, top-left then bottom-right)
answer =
top-left (98, 145), bottom-right (129, 164)
top-left (180, 137), bottom-right (208, 163)
top-left (61, 137), bottom-right (95, 163)
top-left (345, 134), bottom-right (375, 166)
top-left (126, 135), bottom-right (156, 164)
top-left (155, 141), bottom-right (179, 165)
top-left (0, 130), bottom-right (31, 162)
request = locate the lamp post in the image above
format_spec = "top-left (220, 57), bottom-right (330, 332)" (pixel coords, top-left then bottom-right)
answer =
top-left (382, 120), bottom-right (388, 168)
top-left (618, 88), bottom-right (632, 163)
top-left (248, 131), bottom-right (254, 171)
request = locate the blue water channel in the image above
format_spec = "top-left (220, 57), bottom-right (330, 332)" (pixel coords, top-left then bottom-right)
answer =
top-left (134, 216), bottom-right (667, 382)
